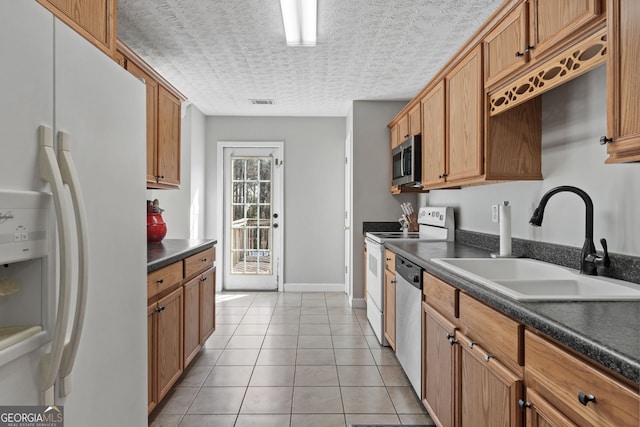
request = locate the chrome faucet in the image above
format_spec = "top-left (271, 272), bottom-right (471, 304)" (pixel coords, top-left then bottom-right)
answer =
top-left (529, 186), bottom-right (610, 276)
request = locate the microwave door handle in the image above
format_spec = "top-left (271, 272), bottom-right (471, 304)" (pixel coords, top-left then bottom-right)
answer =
top-left (400, 147), bottom-right (405, 177)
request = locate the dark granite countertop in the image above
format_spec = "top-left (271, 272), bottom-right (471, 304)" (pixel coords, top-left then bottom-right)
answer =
top-left (386, 240), bottom-right (640, 384)
top-left (147, 239), bottom-right (217, 273)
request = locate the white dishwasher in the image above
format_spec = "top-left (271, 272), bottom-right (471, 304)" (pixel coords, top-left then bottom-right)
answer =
top-left (394, 254), bottom-right (423, 397)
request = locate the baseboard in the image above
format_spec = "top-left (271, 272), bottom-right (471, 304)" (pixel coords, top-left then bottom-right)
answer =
top-left (350, 297), bottom-right (366, 308)
top-left (283, 283), bottom-right (345, 292)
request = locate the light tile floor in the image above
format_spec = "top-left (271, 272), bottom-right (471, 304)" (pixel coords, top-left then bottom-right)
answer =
top-left (149, 292), bottom-right (435, 427)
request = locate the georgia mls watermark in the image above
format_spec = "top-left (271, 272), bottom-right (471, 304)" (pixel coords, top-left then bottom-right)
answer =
top-left (0, 406), bottom-right (63, 427)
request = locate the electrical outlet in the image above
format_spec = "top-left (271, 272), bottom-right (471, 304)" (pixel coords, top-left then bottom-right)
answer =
top-left (491, 205), bottom-right (499, 223)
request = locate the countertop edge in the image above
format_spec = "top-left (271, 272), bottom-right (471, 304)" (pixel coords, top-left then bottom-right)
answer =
top-left (386, 241), bottom-right (640, 385)
top-left (147, 239), bottom-right (217, 272)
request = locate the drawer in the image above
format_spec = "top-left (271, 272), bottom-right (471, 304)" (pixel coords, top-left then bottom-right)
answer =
top-left (385, 249), bottom-right (396, 273)
top-left (458, 293), bottom-right (523, 374)
top-left (525, 331), bottom-right (639, 427)
top-left (147, 262), bottom-right (182, 299)
top-left (423, 271), bottom-right (458, 320)
top-left (184, 247), bottom-right (215, 279)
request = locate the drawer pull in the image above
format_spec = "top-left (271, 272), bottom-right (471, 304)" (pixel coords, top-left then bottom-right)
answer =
top-left (468, 340), bottom-right (476, 348)
top-left (484, 353), bottom-right (494, 362)
top-left (518, 399), bottom-right (531, 409)
top-left (201, 258), bottom-right (207, 262)
top-left (156, 279), bottom-right (164, 284)
top-left (200, 276), bottom-right (207, 282)
top-left (578, 392), bottom-right (596, 406)
top-left (155, 306), bottom-right (166, 313)
top-left (386, 258), bottom-right (392, 261)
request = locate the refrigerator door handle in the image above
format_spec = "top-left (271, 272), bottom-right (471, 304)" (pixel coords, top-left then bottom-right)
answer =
top-left (56, 131), bottom-right (89, 397)
top-left (38, 125), bottom-right (73, 405)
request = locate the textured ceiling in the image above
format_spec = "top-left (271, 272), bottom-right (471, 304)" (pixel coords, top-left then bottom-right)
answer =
top-left (117, 0), bottom-right (504, 117)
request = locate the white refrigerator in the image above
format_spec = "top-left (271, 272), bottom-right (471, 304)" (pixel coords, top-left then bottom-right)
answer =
top-left (0, 2), bottom-right (148, 426)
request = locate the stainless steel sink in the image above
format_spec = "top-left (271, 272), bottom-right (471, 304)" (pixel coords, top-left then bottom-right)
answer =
top-left (430, 258), bottom-right (640, 301)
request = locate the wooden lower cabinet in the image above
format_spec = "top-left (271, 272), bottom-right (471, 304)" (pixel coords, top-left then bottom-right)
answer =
top-left (458, 330), bottom-right (524, 427)
top-left (147, 303), bottom-right (157, 414)
top-left (183, 276), bottom-right (201, 366)
top-left (148, 247), bottom-right (216, 415)
top-left (422, 303), bottom-right (457, 427)
top-left (383, 268), bottom-right (396, 350)
top-left (521, 389), bottom-right (578, 427)
top-left (199, 267), bottom-right (216, 344)
top-left (154, 286), bottom-right (184, 403)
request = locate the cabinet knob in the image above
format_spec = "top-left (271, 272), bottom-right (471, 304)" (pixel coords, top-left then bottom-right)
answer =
top-left (514, 51), bottom-right (525, 58)
top-left (156, 279), bottom-right (164, 284)
top-left (390, 280), bottom-right (397, 284)
top-left (155, 306), bottom-right (166, 313)
top-left (201, 258), bottom-right (207, 262)
top-left (200, 276), bottom-right (207, 282)
top-left (525, 45), bottom-right (535, 52)
top-left (438, 173), bottom-right (448, 179)
top-left (578, 392), bottom-right (596, 406)
top-left (386, 258), bottom-right (392, 261)
top-left (484, 353), bottom-right (494, 362)
top-left (518, 399), bottom-right (531, 409)
top-left (599, 136), bottom-right (613, 145)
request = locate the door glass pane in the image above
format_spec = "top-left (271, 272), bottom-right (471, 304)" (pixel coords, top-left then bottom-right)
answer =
top-left (230, 155), bottom-right (273, 275)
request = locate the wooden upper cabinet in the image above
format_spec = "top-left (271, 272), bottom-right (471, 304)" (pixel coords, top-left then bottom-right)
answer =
top-left (157, 86), bottom-right (181, 187)
top-left (124, 60), bottom-right (160, 185)
top-left (117, 41), bottom-right (184, 188)
top-left (408, 103), bottom-right (422, 136)
top-left (485, 2), bottom-right (529, 86)
top-left (420, 81), bottom-right (446, 188)
top-left (528, 0), bottom-right (602, 60)
top-left (37, 0), bottom-right (116, 56)
top-left (397, 114), bottom-right (410, 143)
top-left (390, 123), bottom-right (400, 149)
top-left (605, 0), bottom-right (640, 162)
top-left (446, 45), bottom-right (484, 183)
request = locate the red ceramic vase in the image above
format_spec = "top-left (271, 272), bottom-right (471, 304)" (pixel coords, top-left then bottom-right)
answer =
top-left (147, 213), bottom-right (167, 242)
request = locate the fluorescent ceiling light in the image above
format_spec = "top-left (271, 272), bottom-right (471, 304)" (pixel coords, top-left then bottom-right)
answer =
top-left (280, 0), bottom-right (317, 46)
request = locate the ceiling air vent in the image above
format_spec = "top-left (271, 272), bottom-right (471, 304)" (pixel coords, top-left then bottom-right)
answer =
top-left (249, 99), bottom-right (275, 105)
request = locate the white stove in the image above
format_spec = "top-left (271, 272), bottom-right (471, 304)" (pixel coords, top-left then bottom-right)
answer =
top-left (365, 206), bottom-right (454, 346)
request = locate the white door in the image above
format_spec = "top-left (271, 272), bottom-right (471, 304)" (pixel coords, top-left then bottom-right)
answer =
top-left (219, 143), bottom-right (283, 291)
top-left (344, 134), bottom-right (352, 301)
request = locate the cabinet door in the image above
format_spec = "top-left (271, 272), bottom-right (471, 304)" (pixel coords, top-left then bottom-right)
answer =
top-left (147, 303), bottom-right (157, 414)
top-left (447, 45), bottom-right (483, 183)
top-left (458, 331), bottom-right (523, 427)
top-left (421, 81), bottom-right (446, 188)
top-left (605, 0), bottom-right (640, 162)
top-left (484, 3), bottom-right (528, 87)
top-left (423, 304), bottom-right (457, 427)
top-left (528, 0), bottom-right (601, 60)
top-left (157, 86), bottom-right (181, 187)
top-left (397, 114), bottom-right (410, 142)
top-left (156, 286), bottom-right (183, 401)
top-left (383, 269), bottom-right (396, 350)
top-left (523, 389), bottom-right (578, 427)
top-left (408, 103), bottom-right (422, 136)
top-left (125, 60), bottom-right (159, 184)
top-left (390, 123), bottom-right (400, 149)
top-left (199, 267), bottom-right (216, 344)
top-left (183, 276), bottom-right (201, 366)
top-left (36, 0), bottom-right (116, 56)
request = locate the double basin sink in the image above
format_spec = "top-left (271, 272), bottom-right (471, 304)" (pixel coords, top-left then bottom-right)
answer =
top-left (431, 258), bottom-right (640, 301)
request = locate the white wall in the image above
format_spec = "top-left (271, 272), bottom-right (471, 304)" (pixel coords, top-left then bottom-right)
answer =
top-left (205, 116), bottom-right (346, 286)
top-left (349, 101), bottom-right (419, 302)
top-left (428, 65), bottom-right (640, 256)
top-left (148, 104), bottom-right (207, 239)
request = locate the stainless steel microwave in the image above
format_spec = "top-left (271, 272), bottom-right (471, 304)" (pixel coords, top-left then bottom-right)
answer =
top-left (392, 135), bottom-right (422, 187)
